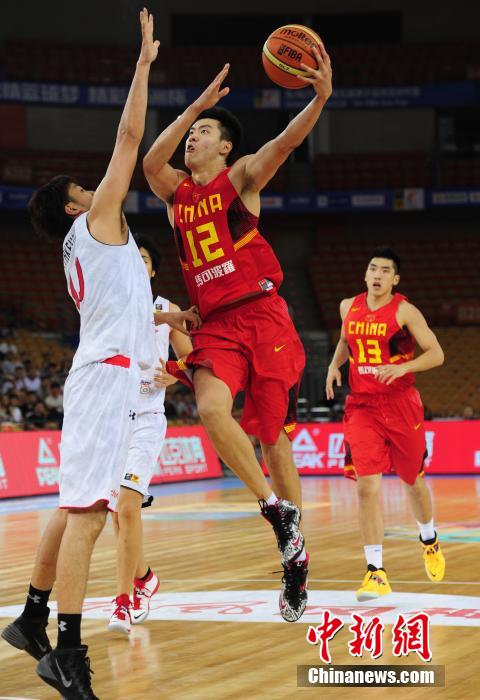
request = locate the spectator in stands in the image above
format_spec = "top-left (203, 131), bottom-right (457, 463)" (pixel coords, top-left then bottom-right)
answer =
top-left (1, 374), bottom-right (14, 395)
top-left (462, 404), bottom-right (477, 420)
top-left (0, 337), bottom-right (17, 355)
top-left (45, 382), bottom-right (63, 414)
top-left (21, 390), bottom-right (38, 416)
top-left (24, 366), bottom-right (42, 394)
top-left (8, 394), bottom-right (23, 424)
top-left (13, 365), bottom-right (27, 392)
top-left (24, 400), bottom-right (49, 430)
top-left (172, 389), bottom-right (190, 419)
top-left (1, 351), bottom-right (16, 375)
top-left (0, 395), bottom-right (11, 423)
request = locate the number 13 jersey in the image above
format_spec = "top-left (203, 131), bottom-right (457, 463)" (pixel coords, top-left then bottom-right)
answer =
top-left (344, 292), bottom-right (415, 394)
top-left (173, 168), bottom-right (283, 318)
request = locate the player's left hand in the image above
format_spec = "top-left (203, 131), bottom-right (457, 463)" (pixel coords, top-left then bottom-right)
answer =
top-left (375, 364), bottom-right (407, 385)
top-left (138, 7), bottom-right (160, 66)
top-left (153, 359), bottom-right (177, 387)
top-left (297, 43), bottom-right (332, 102)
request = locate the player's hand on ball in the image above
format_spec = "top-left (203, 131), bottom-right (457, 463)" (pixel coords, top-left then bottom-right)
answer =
top-left (297, 43), bottom-right (332, 102)
top-left (193, 64), bottom-right (230, 111)
top-left (326, 366), bottom-right (342, 400)
top-left (138, 7), bottom-right (160, 65)
top-left (154, 359), bottom-right (177, 387)
top-left (375, 364), bottom-right (407, 385)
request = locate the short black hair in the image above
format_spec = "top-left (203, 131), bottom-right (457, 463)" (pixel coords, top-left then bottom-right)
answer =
top-left (135, 235), bottom-right (161, 272)
top-left (369, 246), bottom-right (401, 274)
top-left (195, 107), bottom-right (243, 165)
top-left (28, 175), bottom-right (76, 239)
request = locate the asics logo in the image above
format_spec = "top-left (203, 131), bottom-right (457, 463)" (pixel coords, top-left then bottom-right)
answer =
top-left (274, 344), bottom-right (286, 352)
top-left (55, 659), bottom-right (73, 688)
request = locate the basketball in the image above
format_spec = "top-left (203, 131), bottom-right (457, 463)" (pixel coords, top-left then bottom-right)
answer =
top-left (262, 24), bottom-right (322, 90)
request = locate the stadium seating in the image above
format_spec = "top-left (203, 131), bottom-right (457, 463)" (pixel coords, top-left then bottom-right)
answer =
top-left (3, 40), bottom-right (480, 87)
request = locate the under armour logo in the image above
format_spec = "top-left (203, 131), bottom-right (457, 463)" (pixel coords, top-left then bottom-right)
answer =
top-left (58, 621), bottom-right (68, 632)
top-left (28, 593), bottom-right (41, 604)
top-left (129, 410), bottom-right (136, 420)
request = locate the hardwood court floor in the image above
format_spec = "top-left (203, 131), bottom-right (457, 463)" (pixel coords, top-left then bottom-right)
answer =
top-left (0, 475), bottom-right (479, 699)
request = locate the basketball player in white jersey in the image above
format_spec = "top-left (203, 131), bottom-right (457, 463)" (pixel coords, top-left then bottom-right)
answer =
top-left (0, 10), bottom-right (195, 698)
top-left (109, 237), bottom-right (193, 634)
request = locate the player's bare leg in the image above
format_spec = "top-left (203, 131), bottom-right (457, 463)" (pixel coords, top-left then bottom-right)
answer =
top-left (56, 506), bottom-right (107, 615)
top-left (404, 475), bottom-right (445, 581)
top-left (357, 474), bottom-right (383, 544)
top-left (356, 473), bottom-right (391, 601)
top-left (261, 431), bottom-right (302, 508)
top-left (404, 474), bottom-right (433, 524)
top-left (194, 369), bottom-right (273, 500)
top-left (116, 487), bottom-right (143, 597)
top-left (1, 508), bottom-right (67, 660)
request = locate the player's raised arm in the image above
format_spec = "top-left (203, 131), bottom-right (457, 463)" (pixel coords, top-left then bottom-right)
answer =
top-left (240, 44), bottom-right (332, 193)
top-left (143, 64), bottom-right (230, 206)
top-left (376, 303), bottom-right (445, 385)
top-left (87, 8), bottom-right (159, 244)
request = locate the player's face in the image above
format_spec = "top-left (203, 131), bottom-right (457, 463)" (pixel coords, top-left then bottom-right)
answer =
top-left (185, 119), bottom-right (231, 169)
top-left (139, 247), bottom-right (155, 280)
top-left (66, 183), bottom-right (95, 213)
top-left (364, 257), bottom-right (400, 296)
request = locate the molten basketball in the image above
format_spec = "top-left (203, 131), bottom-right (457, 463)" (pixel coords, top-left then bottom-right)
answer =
top-left (262, 24), bottom-right (322, 90)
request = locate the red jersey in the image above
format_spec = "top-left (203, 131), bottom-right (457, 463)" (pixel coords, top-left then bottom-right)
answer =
top-left (173, 168), bottom-right (283, 318)
top-left (344, 292), bottom-right (415, 394)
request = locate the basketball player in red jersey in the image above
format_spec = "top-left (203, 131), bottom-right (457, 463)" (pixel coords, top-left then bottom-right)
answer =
top-left (143, 47), bottom-right (332, 621)
top-left (326, 247), bottom-right (446, 601)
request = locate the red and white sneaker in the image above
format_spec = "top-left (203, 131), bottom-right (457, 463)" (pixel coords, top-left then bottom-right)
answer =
top-left (131, 571), bottom-right (160, 625)
top-left (108, 594), bottom-right (131, 635)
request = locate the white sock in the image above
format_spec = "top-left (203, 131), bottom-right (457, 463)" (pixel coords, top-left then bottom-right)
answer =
top-left (296, 548), bottom-right (307, 562)
top-left (266, 492), bottom-right (278, 506)
top-left (417, 518), bottom-right (435, 542)
top-left (364, 545), bottom-right (383, 569)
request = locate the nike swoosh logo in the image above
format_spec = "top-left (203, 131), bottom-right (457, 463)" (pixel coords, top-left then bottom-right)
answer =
top-left (292, 534), bottom-right (302, 547)
top-left (274, 344), bottom-right (286, 352)
top-left (414, 423), bottom-right (422, 430)
top-left (351, 307), bottom-right (361, 311)
top-left (55, 659), bottom-right (72, 688)
top-left (37, 641), bottom-right (48, 653)
top-left (132, 612), bottom-right (144, 620)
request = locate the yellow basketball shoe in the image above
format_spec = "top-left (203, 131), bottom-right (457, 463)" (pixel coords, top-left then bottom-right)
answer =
top-left (421, 534), bottom-right (445, 582)
top-left (356, 566), bottom-right (392, 602)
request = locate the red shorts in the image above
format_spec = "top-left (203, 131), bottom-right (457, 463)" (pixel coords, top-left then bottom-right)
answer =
top-left (343, 387), bottom-right (427, 485)
top-left (167, 293), bottom-right (305, 444)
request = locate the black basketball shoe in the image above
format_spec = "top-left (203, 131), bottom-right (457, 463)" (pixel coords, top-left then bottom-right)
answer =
top-left (1, 613), bottom-right (52, 660)
top-left (37, 645), bottom-right (99, 699)
top-left (279, 551), bottom-right (309, 622)
top-left (259, 499), bottom-right (304, 564)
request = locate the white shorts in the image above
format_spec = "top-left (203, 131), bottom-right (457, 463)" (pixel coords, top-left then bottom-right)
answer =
top-left (59, 362), bottom-right (139, 511)
top-left (118, 411), bottom-right (167, 502)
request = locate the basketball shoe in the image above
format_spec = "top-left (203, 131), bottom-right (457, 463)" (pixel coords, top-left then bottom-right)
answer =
top-left (108, 594), bottom-right (131, 635)
top-left (421, 533), bottom-right (445, 581)
top-left (279, 551), bottom-right (309, 622)
top-left (259, 499), bottom-right (304, 564)
top-left (131, 570), bottom-right (160, 624)
top-left (37, 645), bottom-right (98, 699)
top-left (1, 612), bottom-right (52, 660)
top-left (356, 566), bottom-right (392, 601)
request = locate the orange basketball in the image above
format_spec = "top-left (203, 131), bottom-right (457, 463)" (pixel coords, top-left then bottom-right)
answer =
top-left (262, 24), bottom-right (322, 90)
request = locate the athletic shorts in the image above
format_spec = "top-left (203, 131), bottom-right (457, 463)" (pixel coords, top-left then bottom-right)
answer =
top-left (343, 386), bottom-right (427, 485)
top-left (167, 293), bottom-right (305, 444)
top-left (59, 360), bottom-right (139, 511)
top-left (118, 411), bottom-right (167, 503)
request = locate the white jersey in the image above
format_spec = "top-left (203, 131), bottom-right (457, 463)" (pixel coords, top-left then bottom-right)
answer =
top-left (63, 213), bottom-right (155, 372)
top-left (138, 296), bottom-right (171, 414)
